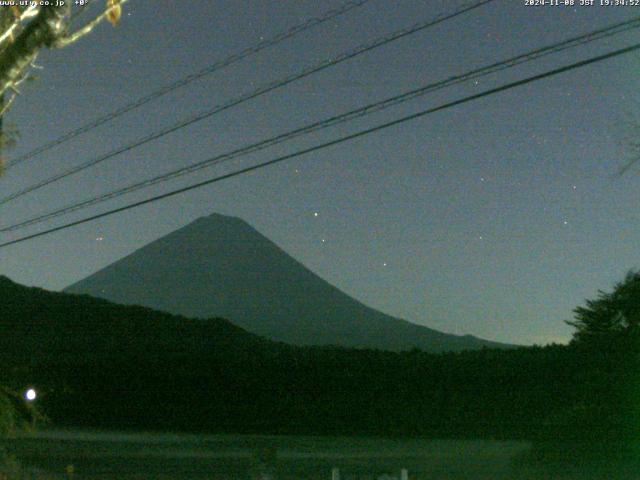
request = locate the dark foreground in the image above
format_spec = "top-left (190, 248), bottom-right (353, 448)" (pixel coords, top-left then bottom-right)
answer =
top-left (2, 430), bottom-right (638, 480)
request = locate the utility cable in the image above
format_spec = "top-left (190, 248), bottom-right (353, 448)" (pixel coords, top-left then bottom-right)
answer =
top-left (1, 17), bottom-right (638, 232)
top-left (0, 0), bottom-right (494, 203)
top-left (4, 0), bottom-right (374, 169)
top-left (1, 40), bottom-right (637, 249)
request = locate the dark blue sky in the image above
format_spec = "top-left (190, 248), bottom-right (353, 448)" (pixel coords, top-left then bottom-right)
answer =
top-left (1, 0), bottom-right (639, 344)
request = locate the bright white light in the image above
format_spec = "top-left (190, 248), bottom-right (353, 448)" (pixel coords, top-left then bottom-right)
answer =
top-left (25, 389), bottom-right (36, 401)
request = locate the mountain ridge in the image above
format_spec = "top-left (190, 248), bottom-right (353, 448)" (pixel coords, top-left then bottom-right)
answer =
top-left (65, 212), bottom-right (513, 352)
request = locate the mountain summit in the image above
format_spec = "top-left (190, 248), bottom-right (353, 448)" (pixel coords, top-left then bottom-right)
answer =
top-left (65, 213), bottom-right (510, 352)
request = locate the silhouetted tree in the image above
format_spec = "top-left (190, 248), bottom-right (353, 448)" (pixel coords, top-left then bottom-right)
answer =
top-left (535, 270), bottom-right (640, 462)
top-left (568, 270), bottom-right (640, 345)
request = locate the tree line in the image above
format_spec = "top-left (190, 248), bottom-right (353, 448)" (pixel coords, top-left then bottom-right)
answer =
top-left (0, 271), bottom-right (637, 450)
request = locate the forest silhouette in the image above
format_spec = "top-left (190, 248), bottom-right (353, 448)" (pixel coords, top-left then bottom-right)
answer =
top-left (0, 272), bottom-right (637, 465)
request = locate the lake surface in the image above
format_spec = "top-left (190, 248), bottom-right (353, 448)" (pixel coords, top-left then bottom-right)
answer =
top-left (1, 430), bottom-right (636, 479)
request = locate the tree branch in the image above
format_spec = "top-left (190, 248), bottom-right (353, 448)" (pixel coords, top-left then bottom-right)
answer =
top-left (0, 5), bottom-right (70, 97)
top-left (0, 92), bottom-right (15, 117)
top-left (55, 0), bottom-right (128, 48)
top-left (0, 4), bottom-right (39, 47)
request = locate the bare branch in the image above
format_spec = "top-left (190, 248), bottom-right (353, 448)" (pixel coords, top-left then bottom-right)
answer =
top-left (0, 5), bottom-right (40, 47)
top-left (0, 93), bottom-right (16, 117)
top-left (0, 5), bottom-right (71, 97)
top-left (55, 0), bottom-right (128, 48)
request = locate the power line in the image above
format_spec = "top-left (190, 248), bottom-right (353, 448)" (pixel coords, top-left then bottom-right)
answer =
top-left (1, 41), bottom-right (638, 250)
top-left (3, 18), bottom-right (639, 231)
top-left (4, 0), bottom-right (374, 169)
top-left (2, 16), bottom-right (639, 233)
top-left (0, 0), bottom-right (495, 204)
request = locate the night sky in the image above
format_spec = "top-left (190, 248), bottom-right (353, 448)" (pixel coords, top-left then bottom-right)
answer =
top-left (1, 0), bottom-right (639, 345)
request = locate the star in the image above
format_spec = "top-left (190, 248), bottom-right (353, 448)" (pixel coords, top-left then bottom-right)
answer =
top-left (96, 236), bottom-right (104, 241)
top-left (313, 212), bottom-right (318, 217)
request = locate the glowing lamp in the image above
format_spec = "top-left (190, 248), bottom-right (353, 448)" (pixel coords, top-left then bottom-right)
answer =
top-left (24, 388), bottom-right (37, 401)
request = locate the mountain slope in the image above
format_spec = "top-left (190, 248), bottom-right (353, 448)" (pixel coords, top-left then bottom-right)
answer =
top-left (0, 275), bottom-right (270, 365)
top-left (65, 213), bottom-right (511, 352)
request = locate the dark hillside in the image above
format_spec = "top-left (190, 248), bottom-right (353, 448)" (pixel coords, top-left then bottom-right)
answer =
top-left (1, 276), bottom-right (635, 444)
